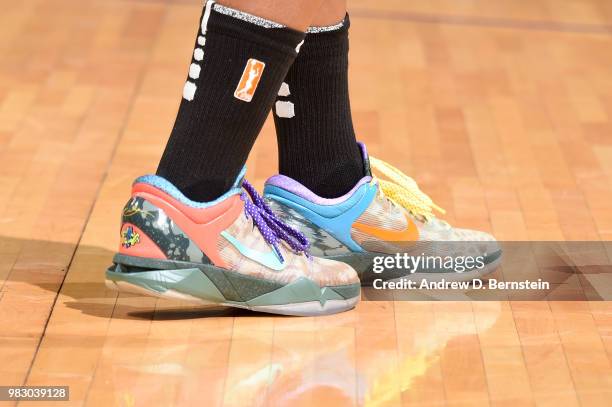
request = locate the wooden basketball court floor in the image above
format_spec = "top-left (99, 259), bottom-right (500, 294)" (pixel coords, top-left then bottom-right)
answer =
top-left (1, 0), bottom-right (612, 405)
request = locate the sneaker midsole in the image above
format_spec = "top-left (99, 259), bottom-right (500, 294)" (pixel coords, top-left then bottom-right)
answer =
top-left (106, 254), bottom-right (360, 306)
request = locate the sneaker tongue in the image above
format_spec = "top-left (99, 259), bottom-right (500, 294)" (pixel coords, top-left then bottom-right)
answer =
top-left (358, 142), bottom-right (372, 177)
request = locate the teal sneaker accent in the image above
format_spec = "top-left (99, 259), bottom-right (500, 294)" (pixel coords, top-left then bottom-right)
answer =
top-left (220, 230), bottom-right (286, 271)
top-left (263, 181), bottom-right (378, 252)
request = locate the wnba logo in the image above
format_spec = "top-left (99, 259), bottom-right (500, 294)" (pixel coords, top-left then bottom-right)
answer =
top-left (234, 58), bottom-right (266, 102)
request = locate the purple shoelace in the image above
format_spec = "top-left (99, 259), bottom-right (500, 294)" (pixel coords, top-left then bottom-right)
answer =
top-left (241, 180), bottom-right (310, 262)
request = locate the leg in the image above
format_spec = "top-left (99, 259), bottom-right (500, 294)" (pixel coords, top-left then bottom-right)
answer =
top-left (219, 0), bottom-right (325, 31)
top-left (311, 0), bottom-right (348, 26)
top-left (157, 0), bottom-right (324, 202)
top-left (265, 1), bottom-right (501, 286)
top-left (273, 0), bottom-right (364, 198)
top-left (108, 0), bottom-right (361, 316)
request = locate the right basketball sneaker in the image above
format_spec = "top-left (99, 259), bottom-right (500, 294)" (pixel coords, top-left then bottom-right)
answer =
top-left (264, 143), bottom-right (502, 285)
top-left (105, 167), bottom-right (360, 316)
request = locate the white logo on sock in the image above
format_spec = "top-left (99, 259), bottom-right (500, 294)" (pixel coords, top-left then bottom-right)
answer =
top-left (275, 101), bottom-right (295, 118)
top-left (183, 81), bottom-right (197, 101)
top-left (278, 82), bottom-right (290, 97)
top-left (275, 82), bottom-right (294, 118)
top-left (182, 0), bottom-right (215, 101)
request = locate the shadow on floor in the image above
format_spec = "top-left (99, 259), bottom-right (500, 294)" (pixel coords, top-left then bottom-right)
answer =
top-left (0, 236), bottom-right (267, 320)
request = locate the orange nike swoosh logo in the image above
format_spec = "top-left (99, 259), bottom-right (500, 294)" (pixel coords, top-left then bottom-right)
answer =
top-left (352, 213), bottom-right (419, 242)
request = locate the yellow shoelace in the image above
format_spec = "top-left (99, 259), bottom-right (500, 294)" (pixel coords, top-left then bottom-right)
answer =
top-left (369, 156), bottom-right (445, 221)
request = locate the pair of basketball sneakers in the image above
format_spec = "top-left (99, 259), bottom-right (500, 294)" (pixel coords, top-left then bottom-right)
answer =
top-left (106, 143), bottom-right (501, 316)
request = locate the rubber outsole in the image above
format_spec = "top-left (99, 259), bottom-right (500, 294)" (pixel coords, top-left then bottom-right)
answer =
top-left (105, 255), bottom-right (360, 316)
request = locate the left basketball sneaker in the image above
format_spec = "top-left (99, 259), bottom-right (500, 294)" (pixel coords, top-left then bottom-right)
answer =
top-left (263, 143), bottom-right (502, 285)
top-left (105, 168), bottom-right (360, 316)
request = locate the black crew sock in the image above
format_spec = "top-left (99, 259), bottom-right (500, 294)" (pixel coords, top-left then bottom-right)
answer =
top-left (157, 1), bottom-right (305, 202)
top-left (273, 16), bottom-right (363, 198)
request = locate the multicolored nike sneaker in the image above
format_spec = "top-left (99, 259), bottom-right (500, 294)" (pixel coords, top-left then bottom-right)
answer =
top-left (263, 143), bottom-right (502, 285)
top-left (105, 168), bottom-right (360, 316)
